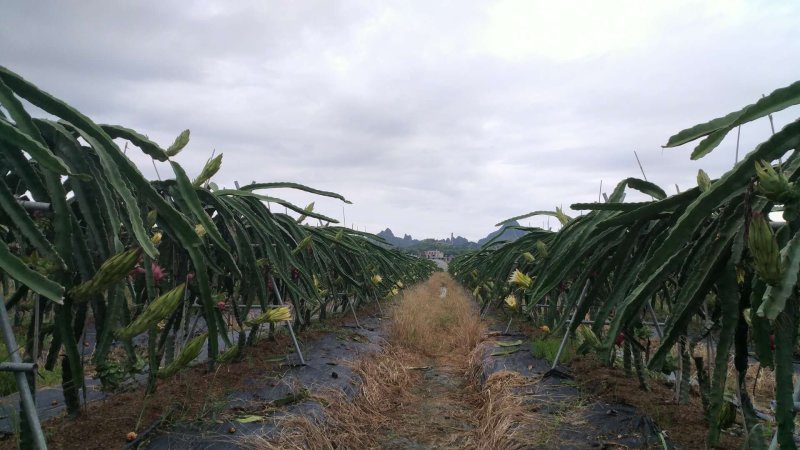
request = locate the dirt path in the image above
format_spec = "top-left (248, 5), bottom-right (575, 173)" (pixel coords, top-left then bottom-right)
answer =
top-left (376, 358), bottom-right (477, 449)
top-left (247, 273), bottom-right (492, 449)
top-left (370, 274), bottom-right (487, 449)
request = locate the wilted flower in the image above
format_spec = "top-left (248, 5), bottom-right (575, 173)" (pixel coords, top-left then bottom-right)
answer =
top-left (539, 325), bottom-right (550, 333)
top-left (504, 295), bottom-right (519, 311)
top-left (244, 305), bottom-right (292, 326)
top-left (742, 308), bottom-right (752, 328)
top-left (736, 266), bottom-right (746, 285)
top-left (508, 269), bottom-right (533, 290)
top-left (150, 232), bottom-right (162, 245)
top-left (195, 224), bottom-right (206, 237)
top-left (371, 274), bottom-right (383, 285)
top-left (313, 275), bottom-right (328, 296)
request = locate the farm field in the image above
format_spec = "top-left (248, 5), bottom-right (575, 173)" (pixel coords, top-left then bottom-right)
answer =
top-left (2, 38), bottom-right (800, 450)
top-left (9, 273), bottom-right (738, 449)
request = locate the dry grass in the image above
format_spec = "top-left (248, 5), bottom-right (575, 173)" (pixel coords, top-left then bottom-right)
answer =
top-left (241, 345), bottom-right (422, 449)
top-left (241, 273), bottom-right (494, 450)
top-left (737, 362), bottom-right (778, 412)
top-left (471, 370), bottom-right (535, 449)
top-left (677, 344), bottom-right (778, 413)
top-left (466, 341), bottom-right (580, 449)
top-left (389, 272), bottom-right (483, 356)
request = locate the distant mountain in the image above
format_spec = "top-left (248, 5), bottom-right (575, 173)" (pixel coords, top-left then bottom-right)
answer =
top-left (376, 228), bottom-right (417, 249)
top-left (477, 221), bottom-right (527, 246)
top-left (377, 222), bottom-right (526, 256)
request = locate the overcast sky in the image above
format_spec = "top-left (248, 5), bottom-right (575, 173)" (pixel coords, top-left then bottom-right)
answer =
top-left (2, 1), bottom-right (800, 240)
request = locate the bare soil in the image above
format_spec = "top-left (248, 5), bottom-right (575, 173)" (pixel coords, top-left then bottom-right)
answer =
top-left (571, 355), bottom-right (743, 449)
top-left (0, 302), bottom-right (381, 450)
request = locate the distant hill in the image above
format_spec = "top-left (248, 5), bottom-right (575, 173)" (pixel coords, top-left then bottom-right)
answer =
top-left (377, 221), bottom-right (526, 256)
top-left (477, 221), bottom-right (527, 246)
top-left (375, 228), bottom-right (418, 249)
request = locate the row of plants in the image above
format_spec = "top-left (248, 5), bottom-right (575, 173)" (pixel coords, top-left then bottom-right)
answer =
top-left (0, 66), bottom-right (435, 447)
top-left (451, 80), bottom-right (800, 448)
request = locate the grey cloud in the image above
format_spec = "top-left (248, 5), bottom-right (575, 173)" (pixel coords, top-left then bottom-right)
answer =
top-left (2, 1), bottom-right (800, 241)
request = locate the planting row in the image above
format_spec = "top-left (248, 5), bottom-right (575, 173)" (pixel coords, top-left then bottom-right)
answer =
top-left (451, 80), bottom-right (800, 448)
top-left (0, 66), bottom-right (436, 446)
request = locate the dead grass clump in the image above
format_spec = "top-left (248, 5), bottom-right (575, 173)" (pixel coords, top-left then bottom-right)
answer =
top-left (390, 272), bottom-right (484, 356)
top-left (241, 345), bottom-right (420, 449)
top-left (472, 370), bottom-right (533, 449)
top-left (348, 345), bottom-right (421, 413)
top-left (466, 341), bottom-right (488, 385)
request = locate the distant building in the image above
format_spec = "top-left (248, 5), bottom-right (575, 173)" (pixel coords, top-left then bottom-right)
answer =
top-left (423, 250), bottom-right (445, 260)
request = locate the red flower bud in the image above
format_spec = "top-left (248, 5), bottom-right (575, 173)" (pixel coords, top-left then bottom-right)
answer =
top-left (151, 262), bottom-right (165, 283)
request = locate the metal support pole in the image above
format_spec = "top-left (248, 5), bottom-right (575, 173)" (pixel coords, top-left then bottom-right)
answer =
top-left (17, 200), bottom-right (51, 213)
top-left (646, 300), bottom-right (663, 339)
top-left (0, 294), bottom-right (47, 449)
top-left (768, 375), bottom-right (800, 450)
top-left (0, 362), bottom-right (36, 372)
top-left (566, 319), bottom-right (666, 327)
top-left (551, 280), bottom-right (590, 370)
top-left (504, 316), bottom-right (513, 334)
top-left (268, 275), bottom-right (305, 366)
top-left (347, 296), bottom-right (361, 328)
